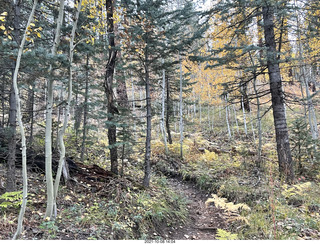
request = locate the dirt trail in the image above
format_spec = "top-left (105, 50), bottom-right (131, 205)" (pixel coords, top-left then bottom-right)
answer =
top-left (163, 178), bottom-right (227, 240)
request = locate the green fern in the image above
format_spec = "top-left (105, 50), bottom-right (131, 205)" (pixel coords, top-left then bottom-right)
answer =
top-left (205, 194), bottom-right (251, 213)
top-left (216, 229), bottom-right (238, 240)
top-left (0, 191), bottom-right (23, 209)
top-left (281, 182), bottom-right (312, 198)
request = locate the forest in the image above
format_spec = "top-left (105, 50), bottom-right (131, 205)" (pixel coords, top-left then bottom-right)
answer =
top-left (0, 0), bottom-right (320, 240)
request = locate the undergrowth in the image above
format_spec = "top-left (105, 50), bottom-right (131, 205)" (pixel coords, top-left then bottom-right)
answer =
top-left (152, 132), bottom-right (320, 240)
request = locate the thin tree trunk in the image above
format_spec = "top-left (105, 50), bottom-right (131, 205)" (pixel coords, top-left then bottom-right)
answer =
top-left (12, 0), bottom-right (38, 239)
top-left (6, 0), bottom-right (22, 193)
top-left (28, 84), bottom-right (35, 145)
top-left (211, 106), bottom-right (214, 131)
top-left (56, 88), bottom-right (63, 149)
top-left (232, 104), bottom-right (240, 134)
top-left (249, 104), bottom-right (256, 141)
top-left (297, 17), bottom-right (318, 140)
top-left (160, 63), bottom-right (168, 154)
top-left (179, 53), bottom-right (184, 159)
top-left (81, 54), bottom-right (89, 162)
top-left (7, 85), bottom-right (17, 192)
top-left (143, 52), bottom-right (151, 188)
top-left (262, 4), bottom-right (294, 183)
top-left (45, 0), bottom-right (65, 219)
top-left (131, 75), bottom-right (137, 141)
top-left (53, 0), bottom-right (82, 218)
top-left (105, 0), bottom-right (118, 175)
top-left (1, 77), bottom-right (5, 128)
top-left (225, 95), bottom-right (231, 139)
top-left (166, 76), bottom-right (172, 144)
top-left (241, 96), bottom-right (247, 136)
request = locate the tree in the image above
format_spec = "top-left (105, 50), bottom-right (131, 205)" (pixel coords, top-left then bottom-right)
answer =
top-left (262, 3), bottom-right (294, 183)
top-left (201, 0), bottom-right (296, 183)
top-left (53, 0), bottom-right (83, 218)
top-left (45, 0), bottom-right (65, 220)
top-left (105, 0), bottom-right (119, 175)
top-left (6, 0), bottom-right (22, 193)
top-left (12, 0), bottom-right (38, 239)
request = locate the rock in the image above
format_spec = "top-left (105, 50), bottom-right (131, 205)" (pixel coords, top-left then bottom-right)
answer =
top-left (184, 234), bottom-right (189, 239)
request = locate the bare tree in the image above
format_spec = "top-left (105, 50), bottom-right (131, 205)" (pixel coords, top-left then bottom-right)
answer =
top-left (12, 0), bottom-right (38, 239)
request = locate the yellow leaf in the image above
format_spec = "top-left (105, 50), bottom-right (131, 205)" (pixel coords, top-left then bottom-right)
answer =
top-left (0, 25), bottom-right (5, 30)
top-left (26, 37), bottom-right (31, 42)
top-left (29, 23), bottom-right (35, 27)
top-left (64, 195), bottom-right (71, 201)
top-left (7, 35), bottom-right (12, 40)
top-left (0, 17), bottom-right (5, 22)
top-left (36, 32), bottom-right (41, 38)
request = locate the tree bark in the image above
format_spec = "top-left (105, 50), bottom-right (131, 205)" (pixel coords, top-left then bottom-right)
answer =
top-left (12, 0), bottom-right (38, 239)
top-left (27, 84), bottom-right (35, 146)
top-left (6, 85), bottom-right (17, 192)
top-left (225, 95), bottom-right (231, 139)
top-left (53, 0), bottom-right (82, 218)
top-left (45, 0), bottom-right (65, 219)
top-left (116, 73), bottom-right (129, 109)
top-left (160, 63), bottom-right (168, 154)
top-left (105, 0), bottom-right (118, 175)
top-left (179, 53), bottom-right (184, 159)
top-left (80, 54), bottom-right (89, 162)
top-left (143, 52), bottom-right (151, 188)
top-left (262, 4), bottom-right (294, 183)
top-left (166, 76), bottom-right (172, 144)
top-left (6, 0), bottom-right (22, 193)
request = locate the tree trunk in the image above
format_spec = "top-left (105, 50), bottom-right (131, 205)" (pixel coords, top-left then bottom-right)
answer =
top-left (160, 63), bottom-right (168, 154)
top-left (6, 0), bottom-right (22, 193)
top-left (240, 82), bottom-right (250, 112)
top-left (53, 0), bottom-right (82, 218)
top-left (166, 76), bottom-right (172, 144)
top-left (80, 54), bottom-right (89, 162)
top-left (116, 72), bottom-right (129, 109)
top-left (179, 53), bottom-right (184, 159)
top-left (262, 4), bottom-right (294, 183)
top-left (6, 85), bottom-right (17, 192)
top-left (131, 76), bottom-right (137, 140)
top-left (1, 76), bottom-right (5, 128)
top-left (232, 104), bottom-right (240, 134)
top-left (12, 0), bottom-right (38, 239)
top-left (28, 84), bottom-right (35, 145)
top-left (241, 95), bottom-right (247, 136)
top-left (105, 0), bottom-right (118, 175)
top-left (45, 0), bottom-right (65, 219)
top-left (225, 95), bottom-right (231, 139)
top-left (143, 53), bottom-right (151, 188)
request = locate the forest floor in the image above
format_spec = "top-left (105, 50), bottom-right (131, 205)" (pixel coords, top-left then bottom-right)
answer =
top-left (2, 130), bottom-right (320, 240)
top-left (0, 160), bottom-right (229, 240)
top-left (162, 178), bottom-right (227, 240)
